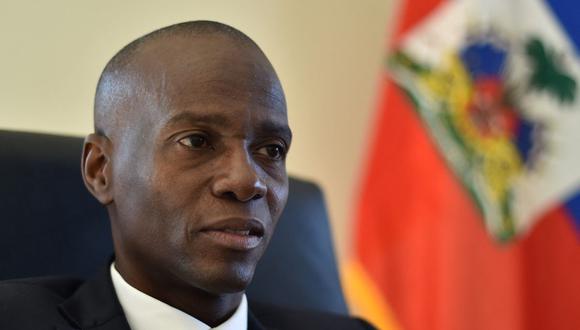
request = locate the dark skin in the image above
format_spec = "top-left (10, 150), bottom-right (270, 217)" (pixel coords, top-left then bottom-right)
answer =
top-left (81, 33), bottom-right (291, 326)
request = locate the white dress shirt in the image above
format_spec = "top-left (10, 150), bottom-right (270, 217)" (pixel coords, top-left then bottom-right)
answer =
top-left (110, 263), bottom-right (248, 330)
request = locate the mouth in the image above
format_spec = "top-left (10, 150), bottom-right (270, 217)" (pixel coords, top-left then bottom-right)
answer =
top-left (200, 218), bottom-right (265, 251)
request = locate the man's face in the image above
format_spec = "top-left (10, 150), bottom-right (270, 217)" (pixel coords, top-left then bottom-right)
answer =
top-left (108, 34), bottom-right (291, 294)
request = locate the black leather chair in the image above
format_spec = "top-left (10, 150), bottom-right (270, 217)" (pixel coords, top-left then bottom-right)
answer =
top-left (0, 130), bottom-right (348, 315)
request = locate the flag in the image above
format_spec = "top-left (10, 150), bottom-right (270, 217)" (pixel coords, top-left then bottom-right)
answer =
top-left (345, 0), bottom-right (580, 329)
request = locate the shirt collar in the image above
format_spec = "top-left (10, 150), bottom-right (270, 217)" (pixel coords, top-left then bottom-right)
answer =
top-left (110, 263), bottom-right (248, 330)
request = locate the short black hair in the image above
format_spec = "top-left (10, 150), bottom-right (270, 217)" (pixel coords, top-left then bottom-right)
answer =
top-left (101, 21), bottom-right (254, 73)
top-left (94, 20), bottom-right (260, 135)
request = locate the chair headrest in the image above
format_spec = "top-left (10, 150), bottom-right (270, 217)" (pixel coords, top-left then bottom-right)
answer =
top-left (0, 130), bottom-right (348, 314)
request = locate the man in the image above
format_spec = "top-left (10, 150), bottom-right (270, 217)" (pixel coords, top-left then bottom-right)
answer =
top-left (0, 21), bottom-right (374, 329)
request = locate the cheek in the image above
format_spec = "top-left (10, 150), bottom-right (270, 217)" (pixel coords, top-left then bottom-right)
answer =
top-left (144, 166), bottom-right (209, 242)
top-left (113, 164), bottom-right (184, 249)
top-left (267, 178), bottom-right (289, 222)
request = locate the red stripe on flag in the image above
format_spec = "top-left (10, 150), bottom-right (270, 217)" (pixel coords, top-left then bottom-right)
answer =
top-left (521, 206), bottom-right (580, 330)
top-left (354, 78), bottom-right (580, 330)
top-left (356, 78), bottom-right (521, 330)
top-left (392, 0), bottom-right (443, 43)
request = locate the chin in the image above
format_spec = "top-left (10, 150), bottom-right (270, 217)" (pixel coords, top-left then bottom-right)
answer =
top-left (193, 261), bottom-right (257, 294)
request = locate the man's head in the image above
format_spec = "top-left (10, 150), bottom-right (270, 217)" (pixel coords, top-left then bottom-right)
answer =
top-left (81, 21), bottom-right (291, 298)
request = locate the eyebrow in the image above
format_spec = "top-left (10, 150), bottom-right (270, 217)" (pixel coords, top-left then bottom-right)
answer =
top-left (165, 112), bottom-right (233, 128)
top-left (164, 112), bottom-right (292, 142)
top-left (257, 122), bottom-right (293, 145)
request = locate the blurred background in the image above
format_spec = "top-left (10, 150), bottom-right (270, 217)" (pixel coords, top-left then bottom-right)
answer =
top-left (2, 1), bottom-right (579, 330)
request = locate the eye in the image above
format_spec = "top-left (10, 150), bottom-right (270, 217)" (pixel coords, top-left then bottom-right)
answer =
top-left (177, 133), bottom-right (211, 149)
top-left (256, 144), bottom-right (286, 161)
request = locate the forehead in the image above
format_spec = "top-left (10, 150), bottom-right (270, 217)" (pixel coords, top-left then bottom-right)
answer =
top-left (128, 34), bottom-right (287, 126)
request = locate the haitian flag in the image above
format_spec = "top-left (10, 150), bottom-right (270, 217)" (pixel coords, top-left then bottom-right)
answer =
top-left (346, 0), bottom-right (580, 329)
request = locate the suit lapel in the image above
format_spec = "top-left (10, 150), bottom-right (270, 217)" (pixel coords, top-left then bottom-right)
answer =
top-left (57, 266), bottom-right (130, 330)
top-left (57, 263), bottom-right (269, 330)
top-left (248, 309), bottom-right (268, 330)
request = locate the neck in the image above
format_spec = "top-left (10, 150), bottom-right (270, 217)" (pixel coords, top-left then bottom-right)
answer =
top-left (114, 260), bottom-right (244, 327)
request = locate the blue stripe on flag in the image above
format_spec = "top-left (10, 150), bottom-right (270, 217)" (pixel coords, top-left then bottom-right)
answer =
top-left (545, 0), bottom-right (580, 53)
top-left (564, 190), bottom-right (580, 233)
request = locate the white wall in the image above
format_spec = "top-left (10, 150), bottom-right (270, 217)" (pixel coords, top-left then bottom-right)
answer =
top-left (0, 0), bottom-right (396, 260)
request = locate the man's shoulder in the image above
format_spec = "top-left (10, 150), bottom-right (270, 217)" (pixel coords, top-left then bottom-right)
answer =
top-left (0, 276), bottom-right (83, 302)
top-left (250, 300), bottom-right (376, 330)
top-left (0, 276), bottom-right (83, 328)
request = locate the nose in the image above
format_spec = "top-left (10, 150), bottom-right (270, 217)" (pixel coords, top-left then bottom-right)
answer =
top-left (211, 147), bottom-right (267, 202)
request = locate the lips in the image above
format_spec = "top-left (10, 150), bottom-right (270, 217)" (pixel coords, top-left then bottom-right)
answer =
top-left (199, 218), bottom-right (265, 251)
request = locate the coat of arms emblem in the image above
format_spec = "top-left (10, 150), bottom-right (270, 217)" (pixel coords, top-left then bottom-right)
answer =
top-left (389, 0), bottom-right (579, 241)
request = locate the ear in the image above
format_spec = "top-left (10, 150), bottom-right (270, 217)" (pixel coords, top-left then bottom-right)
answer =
top-left (81, 133), bottom-right (114, 205)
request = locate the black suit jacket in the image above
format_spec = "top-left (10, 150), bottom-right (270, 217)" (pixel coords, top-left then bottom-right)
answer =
top-left (0, 266), bottom-right (374, 330)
